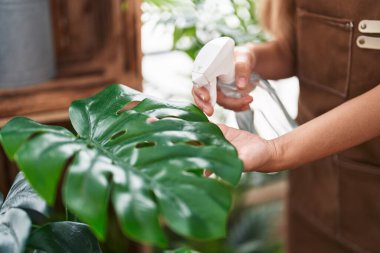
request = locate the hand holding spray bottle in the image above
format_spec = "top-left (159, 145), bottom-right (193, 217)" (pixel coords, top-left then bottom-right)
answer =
top-left (191, 37), bottom-right (297, 134)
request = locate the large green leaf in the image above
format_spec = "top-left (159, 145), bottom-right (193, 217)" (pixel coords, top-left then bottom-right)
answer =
top-left (0, 173), bottom-right (48, 253)
top-left (27, 222), bottom-right (102, 253)
top-left (0, 84), bottom-right (243, 247)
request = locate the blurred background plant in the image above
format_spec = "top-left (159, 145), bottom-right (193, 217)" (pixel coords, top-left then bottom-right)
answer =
top-left (142, 0), bottom-right (267, 59)
top-left (152, 185), bottom-right (285, 253)
top-left (151, 171), bottom-right (287, 253)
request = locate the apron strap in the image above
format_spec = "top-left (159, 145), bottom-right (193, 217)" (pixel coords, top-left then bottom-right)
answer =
top-left (359, 20), bottom-right (380, 33)
top-left (356, 35), bottom-right (380, 50)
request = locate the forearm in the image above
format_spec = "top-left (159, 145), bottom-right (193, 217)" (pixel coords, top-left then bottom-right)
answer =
top-left (246, 40), bottom-right (296, 80)
top-left (271, 84), bottom-right (380, 170)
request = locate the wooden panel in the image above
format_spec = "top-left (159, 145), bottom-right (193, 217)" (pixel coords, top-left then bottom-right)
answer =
top-left (0, 0), bottom-right (142, 123)
top-left (49, 0), bottom-right (142, 82)
top-left (53, 1), bottom-right (97, 60)
top-left (0, 0), bottom-right (142, 195)
top-left (0, 149), bottom-right (19, 196)
top-left (122, 0), bottom-right (142, 80)
top-left (0, 73), bottom-right (140, 123)
top-left (0, 149), bottom-right (10, 195)
top-left (50, 0), bottom-right (110, 77)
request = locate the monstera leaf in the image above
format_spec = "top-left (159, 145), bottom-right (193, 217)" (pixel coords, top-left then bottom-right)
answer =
top-left (27, 222), bottom-right (102, 253)
top-left (0, 84), bottom-right (243, 247)
top-left (0, 174), bottom-right (102, 253)
top-left (0, 173), bottom-right (48, 253)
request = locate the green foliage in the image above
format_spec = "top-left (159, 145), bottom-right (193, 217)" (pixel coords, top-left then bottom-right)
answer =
top-left (0, 84), bottom-right (243, 247)
top-left (144, 0), bottom-right (191, 8)
top-left (154, 202), bottom-right (283, 253)
top-left (227, 203), bottom-right (283, 253)
top-left (0, 174), bottom-right (101, 253)
top-left (28, 222), bottom-right (102, 253)
top-left (165, 247), bottom-right (201, 253)
top-left (142, 0), bottom-right (266, 60)
top-left (0, 173), bottom-right (48, 253)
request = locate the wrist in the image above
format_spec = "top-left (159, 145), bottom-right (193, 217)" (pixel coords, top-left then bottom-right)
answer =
top-left (266, 137), bottom-right (287, 172)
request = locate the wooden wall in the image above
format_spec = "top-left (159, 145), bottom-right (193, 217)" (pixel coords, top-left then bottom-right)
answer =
top-left (0, 0), bottom-right (142, 194)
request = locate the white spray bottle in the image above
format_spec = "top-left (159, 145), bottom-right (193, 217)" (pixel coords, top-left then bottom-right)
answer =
top-left (192, 36), bottom-right (298, 137)
top-left (192, 37), bottom-right (255, 132)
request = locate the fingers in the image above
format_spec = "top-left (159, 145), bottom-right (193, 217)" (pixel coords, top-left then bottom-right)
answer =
top-left (192, 44), bottom-right (256, 114)
top-left (217, 87), bottom-right (253, 111)
top-left (203, 170), bottom-right (213, 177)
top-left (146, 117), bottom-right (159, 123)
top-left (192, 87), bottom-right (214, 116)
top-left (235, 58), bottom-right (251, 90)
top-left (194, 95), bottom-right (214, 116)
top-left (234, 46), bottom-right (255, 90)
top-left (193, 86), bottom-right (252, 113)
top-left (193, 86), bottom-right (210, 102)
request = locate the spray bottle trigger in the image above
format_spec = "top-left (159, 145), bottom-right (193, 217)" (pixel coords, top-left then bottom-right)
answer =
top-left (207, 78), bottom-right (217, 107)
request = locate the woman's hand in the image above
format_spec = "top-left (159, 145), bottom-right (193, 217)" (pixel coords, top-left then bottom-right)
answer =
top-left (192, 45), bottom-right (256, 116)
top-left (218, 124), bottom-right (279, 172)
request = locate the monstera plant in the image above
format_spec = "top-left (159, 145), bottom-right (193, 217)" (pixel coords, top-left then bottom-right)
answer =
top-left (0, 173), bottom-right (101, 253)
top-left (0, 84), bottom-right (243, 251)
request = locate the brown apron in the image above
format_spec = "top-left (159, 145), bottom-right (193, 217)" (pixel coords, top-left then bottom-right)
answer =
top-left (288, 0), bottom-right (380, 252)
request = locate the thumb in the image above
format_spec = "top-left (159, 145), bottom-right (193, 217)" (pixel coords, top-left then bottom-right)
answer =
top-left (235, 56), bottom-right (251, 90)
